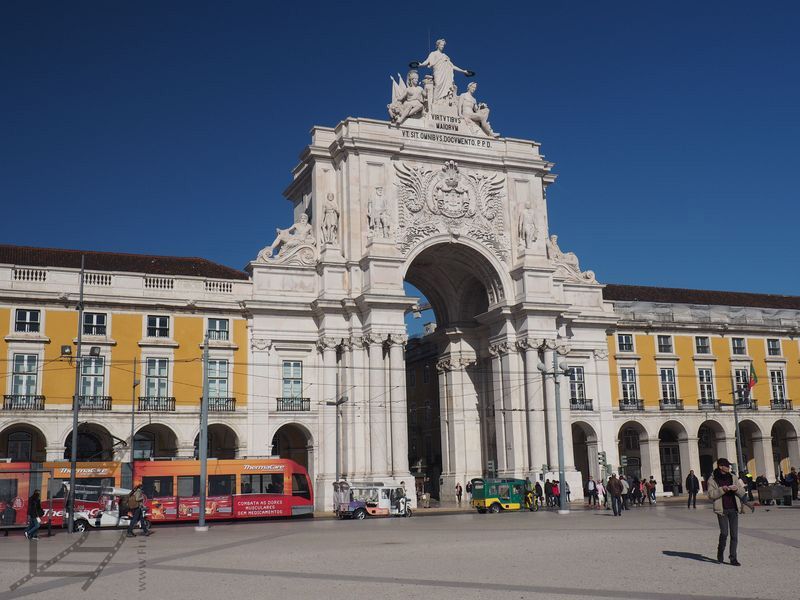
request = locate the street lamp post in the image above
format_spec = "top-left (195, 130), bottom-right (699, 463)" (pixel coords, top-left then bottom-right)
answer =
top-left (67, 255), bottom-right (86, 534)
top-left (538, 350), bottom-right (571, 515)
top-left (196, 334), bottom-right (210, 532)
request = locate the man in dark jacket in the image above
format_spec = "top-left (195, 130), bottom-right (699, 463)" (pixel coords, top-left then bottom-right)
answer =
top-left (24, 489), bottom-right (44, 540)
top-left (686, 470), bottom-right (700, 509)
top-left (607, 475), bottom-right (623, 517)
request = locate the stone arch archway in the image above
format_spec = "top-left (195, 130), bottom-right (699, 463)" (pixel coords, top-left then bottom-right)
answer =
top-left (698, 419), bottom-right (728, 480)
top-left (64, 423), bottom-right (114, 462)
top-left (738, 419), bottom-right (770, 479)
top-left (134, 423), bottom-right (178, 459)
top-left (658, 420), bottom-right (690, 494)
top-left (0, 422), bottom-right (47, 462)
top-left (194, 424), bottom-right (238, 460)
top-left (572, 421), bottom-right (599, 485)
top-left (617, 421), bottom-right (652, 480)
top-left (272, 423), bottom-right (313, 476)
top-left (771, 419), bottom-right (800, 477)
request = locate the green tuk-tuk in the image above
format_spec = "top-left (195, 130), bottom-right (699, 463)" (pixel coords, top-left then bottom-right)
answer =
top-left (471, 478), bottom-right (529, 513)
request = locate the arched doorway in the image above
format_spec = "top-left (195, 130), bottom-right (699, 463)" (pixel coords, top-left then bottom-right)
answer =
top-left (0, 424), bottom-right (46, 462)
top-left (403, 241), bottom-right (508, 493)
top-left (134, 424), bottom-right (178, 459)
top-left (771, 419), bottom-right (800, 477)
top-left (618, 421), bottom-right (648, 480)
top-left (272, 424), bottom-right (313, 473)
top-left (698, 420), bottom-right (727, 481)
top-left (64, 424), bottom-right (114, 461)
top-left (738, 419), bottom-right (767, 478)
top-left (658, 420), bottom-right (689, 494)
top-left (194, 424), bottom-right (238, 459)
top-left (572, 422), bottom-right (599, 484)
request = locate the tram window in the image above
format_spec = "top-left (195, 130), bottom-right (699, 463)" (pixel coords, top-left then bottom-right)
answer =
top-left (291, 474), bottom-right (311, 500)
top-left (241, 474), bottom-right (284, 494)
top-left (142, 476), bottom-right (173, 498)
top-left (209, 475), bottom-right (235, 496)
top-left (178, 476), bottom-right (201, 497)
top-left (52, 477), bottom-right (113, 499)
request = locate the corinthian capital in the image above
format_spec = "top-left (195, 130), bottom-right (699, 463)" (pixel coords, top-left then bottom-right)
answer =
top-left (516, 337), bottom-right (545, 352)
top-left (316, 336), bottom-right (341, 352)
top-left (389, 333), bottom-right (409, 347)
top-left (350, 335), bottom-right (367, 349)
top-left (488, 341), bottom-right (510, 357)
top-left (363, 332), bottom-right (389, 346)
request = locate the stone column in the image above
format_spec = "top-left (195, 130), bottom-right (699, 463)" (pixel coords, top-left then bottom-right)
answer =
top-left (366, 333), bottom-right (389, 477)
top-left (542, 344), bottom-right (557, 470)
top-left (504, 346), bottom-right (528, 476)
top-left (786, 431), bottom-right (800, 469)
top-left (248, 337), bottom-right (272, 457)
top-left (753, 435), bottom-right (776, 482)
top-left (721, 436), bottom-right (738, 470)
top-left (488, 342), bottom-right (508, 475)
top-left (349, 336), bottom-right (368, 476)
top-left (519, 339), bottom-right (547, 477)
top-left (318, 337), bottom-right (339, 480)
top-left (641, 437), bottom-right (662, 487)
top-left (389, 334), bottom-right (410, 476)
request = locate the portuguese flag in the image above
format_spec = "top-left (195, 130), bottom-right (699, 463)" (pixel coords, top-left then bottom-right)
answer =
top-left (748, 363), bottom-right (758, 390)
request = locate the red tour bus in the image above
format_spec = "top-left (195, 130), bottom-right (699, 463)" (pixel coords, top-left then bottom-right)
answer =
top-left (135, 458), bottom-right (313, 522)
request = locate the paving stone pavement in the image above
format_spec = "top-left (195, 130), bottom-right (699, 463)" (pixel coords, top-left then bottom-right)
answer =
top-left (0, 502), bottom-right (797, 600)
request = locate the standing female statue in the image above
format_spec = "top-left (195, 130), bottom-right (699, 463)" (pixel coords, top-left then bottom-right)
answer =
top-left (416, 39), bottom-right (472, 104)
top-left (321, 192), bottom-right (340, 245)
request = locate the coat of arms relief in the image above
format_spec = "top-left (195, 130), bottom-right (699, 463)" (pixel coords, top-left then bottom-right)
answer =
top-left (394, 161), bottom-right (510, 262)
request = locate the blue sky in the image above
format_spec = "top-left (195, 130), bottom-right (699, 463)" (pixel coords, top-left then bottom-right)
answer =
top-left (2, 1), bottom-right (799, 298)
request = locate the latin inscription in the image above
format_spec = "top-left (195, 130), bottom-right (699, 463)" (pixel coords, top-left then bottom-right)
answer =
top-left (401, 128), bottom-right (493, 148)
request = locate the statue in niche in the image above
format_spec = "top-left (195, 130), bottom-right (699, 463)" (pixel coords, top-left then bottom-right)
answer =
top-left (414, 39), bottom-right (474, 105)
top-left (321, 192), bottom-right (339, 245)
top-left (517, 202), bottom-right (537, 249)
top-left (388, 70), bottom-right (426, 125)
top-left (367, 186), bottom-right (392, 239)
top-left (458, 82), bottom-right (499, 138)
top-left (264, 213), bottom-right (316, 258)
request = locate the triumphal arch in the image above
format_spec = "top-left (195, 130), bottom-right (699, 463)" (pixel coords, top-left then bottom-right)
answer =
top-left (247, 40), bottom-right (616, 508)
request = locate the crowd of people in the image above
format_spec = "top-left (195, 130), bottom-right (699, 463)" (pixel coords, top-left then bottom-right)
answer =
top-left (585, 474), bottom-right (659, 514)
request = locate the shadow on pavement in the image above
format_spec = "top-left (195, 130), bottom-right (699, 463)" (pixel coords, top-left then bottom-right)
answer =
top-left (662, 550), bottom-right (719, 564)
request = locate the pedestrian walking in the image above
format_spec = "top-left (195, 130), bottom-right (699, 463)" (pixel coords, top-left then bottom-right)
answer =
top-left (607, 474), bottom-right (623, 516)
top-left (586, 476), bottom-right (598, 507)
top-left (24, 489), bottom-right (44, 540)
top-left (465, 480), bottom-right (473, 501)
top-left (565, 481), bottom-right (571, 503)
top-left (686, 469), bottom-right (700, 509)
top-left (544, 479), bottom-right (553, 507)
top-left (787, 467), bottom-right (798, 500)
top-left (707, 458), bottom-right (753, 566)
top-left (620, 475), bottom-right (630, 510)
top-left (552, 480), bottom-right (561, 508)
top-left (595, 479), bottom-right (607, 508)
top-left (631, 477), bottom-right (641, 507)
top-left (648, 476), bottom-right (657, 503)
top-left (126, 482), bottom-right (151, 538)
top-left (455, 482), bottom-right (463, 506)
top-left (534, 480), bottom-right (543, 507)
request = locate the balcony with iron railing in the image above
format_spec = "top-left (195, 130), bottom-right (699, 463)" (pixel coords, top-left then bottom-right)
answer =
top-left (618, 398), bottom-right (644, 411)
top-left (770, 398), bottom-right (792, 410)
top-left (138, 396), bottom-right (176, 412)
top-left (276, 397), bottom-right (311, 411)
top-left (697, 398), bottom-right (721, 411)
top-left (659, 398), bottom-right (684, 411)
top-left (737, 398), bottom-right (758, 410)
top-left (3, 395), bottom-right (45, 410)
top-left (569, 398), bottom-right (593, 411)
top-left (207, 397), bottom-right (236, 412)
top-left (78, 395), bottom-right (112, 410)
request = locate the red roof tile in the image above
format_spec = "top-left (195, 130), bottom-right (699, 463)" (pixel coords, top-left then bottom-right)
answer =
top-left (603, 284), bottom-right (800, 310)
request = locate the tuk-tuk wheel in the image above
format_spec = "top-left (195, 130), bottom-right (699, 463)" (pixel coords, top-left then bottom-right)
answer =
top-left (73, 519), bottom-right (89, 533)
top-left (353, 508), bottom-right (367, 520)
top-left (477, 508), bottom-right (487, 514)
top-left (405, 508), bottom-right (413, 518)
top-left (488, 503), bottom-right (502, 513)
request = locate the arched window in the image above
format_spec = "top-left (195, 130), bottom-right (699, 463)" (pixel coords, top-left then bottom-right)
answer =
top-left (622, 428), bottom-right (640, 450)
top-left (8, 431), bottom-right (32, 461)
top-left (134, 431), bottom-right (156, 460)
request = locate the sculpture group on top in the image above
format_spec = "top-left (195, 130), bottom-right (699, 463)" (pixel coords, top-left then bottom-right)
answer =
top-left (546, 234), bottom-right (597, 283)
top-left (258, 212), bottom-right (317, 265)
top-left (388, 39), bottom-right (499, 138)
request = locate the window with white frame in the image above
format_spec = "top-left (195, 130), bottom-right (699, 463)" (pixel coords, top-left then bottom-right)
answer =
top-left (657, 335), bottom-right (673, 353)
top-left (569, 367), bottom-right (586, 400)
top-left (282, 361), bottom-right (302, 398)
top-left (731, 337), bottom-right (747, 356)
top-left (12, 354), bottom-right (38, 396)
top-left (208, 318), bottom-right (229, 341)
top-left (660, 368), bottom-right (677, 401)
top-left (617, 334), bottom-right (634, 352)
top-left (80, 357), bottom-right (105, 397)
top-left (698, 368), bottom-right (715, 401)
top-left (14, 309), bottom-right (40, 333)
top-left (733, 368), bottom-right (749, 400)
top-left (770, 370), bottom-right (786, 402)
top-left (208, 359), bottom-right (229, 398)
top-left (145, 358), bottom-right (169, 397)
top-left (620, 368), bottom-right (638, 400)
top-left (767, 339), bottom-right (781, 357)
top-left (146, 315), bottom-right (169, 338)
top-left (695, 336), bottom-right (711, 354)
top-left (83, 312), bottom-right (107, 336)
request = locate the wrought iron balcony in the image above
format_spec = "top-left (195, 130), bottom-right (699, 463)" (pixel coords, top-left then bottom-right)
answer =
top-left (137, 396), bottom-right (176, 412)
top-left (276, 397), bottom-right (311, 411)
top-left (659, 398), bottom-right (684, 411)
top-left (770, 399), bottom-right (792, 410)
top-left (618, 398), bottom-right (644, 411)
top-left (207, 397), bottom-right (236, 412)
top-left (78, 395), bottom-right (112, 410)
top-left (2, 394), bottom-right (45, 410)
top-left (698, 398), bottom-right (721, 411)
top-left (736, 398), bottom-right (758, 410)
top-left (569, 398), bottom-right (593, 411)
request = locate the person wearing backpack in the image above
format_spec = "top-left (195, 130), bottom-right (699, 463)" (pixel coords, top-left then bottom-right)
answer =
top-left (126, 483), bottom-right (151, 537)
